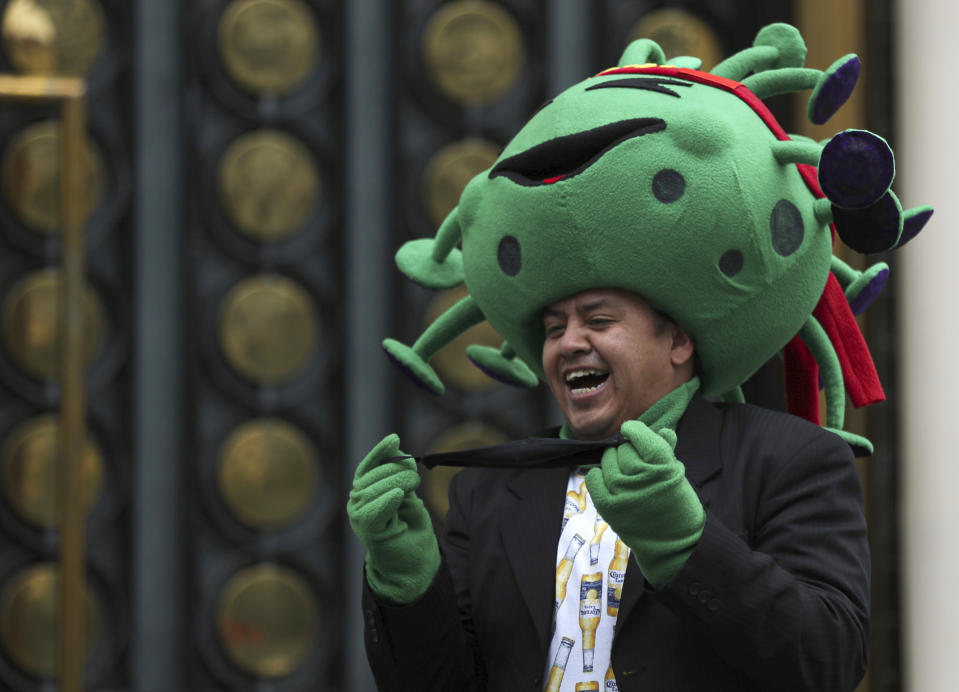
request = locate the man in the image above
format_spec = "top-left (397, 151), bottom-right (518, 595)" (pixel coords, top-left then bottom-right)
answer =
top-left (346, 21), bottom-right (926, 692)
top-left (348, 287), bottom-right (869, 691)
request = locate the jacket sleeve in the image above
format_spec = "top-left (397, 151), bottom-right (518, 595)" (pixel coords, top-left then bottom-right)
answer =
top-left (360, 472), bottom-right (486, 691)
top-left (656, 427), bottom-right (870, 692)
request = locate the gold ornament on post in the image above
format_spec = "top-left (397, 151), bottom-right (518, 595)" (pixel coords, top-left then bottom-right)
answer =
top-left (217, 418), bottom-right (319, 530)
top-left (0, 564), bottom-right (100, 679)
top-left (2, 268), bottom-right (104, 381)
top-left (217, 129), bottom-right (320, 242)
top-left (1, 119), bottom-right (104, 233)
top-left (215, 563), bottom-right (317, 677)
top-left (217, 273), bottom-right (319, 385)
top-left (2, 414), bottom-right (103, 528)
top-left (422, 0), bottom-right (523, 106)
top-left (0, 0), bottom-right (106, 77)
top-left (217, 0), bottom-right (319, 96)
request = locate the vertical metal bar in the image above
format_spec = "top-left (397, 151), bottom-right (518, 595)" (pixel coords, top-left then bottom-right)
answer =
top-left (58, 90), bottom-right (87, 692)
top-left (548, 0), bottom-right (593, 93)
top-left (346, 1), bottom-right (391, 689)
top-left (132, 0), bottom-right (183, 688)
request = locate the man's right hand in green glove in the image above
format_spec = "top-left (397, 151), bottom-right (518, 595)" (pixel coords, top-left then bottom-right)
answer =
top-left (347, 434), bottom-right (441, 605)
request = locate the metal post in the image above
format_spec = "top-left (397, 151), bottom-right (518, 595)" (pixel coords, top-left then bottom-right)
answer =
top-left (346, 1), bottom-right (392, 689)
top-left (57, 82), bottom-right (88, 692)
top-left (131, 0), bottom-right (183, 688)
top-left (548, 0), bottom-right (593, 93)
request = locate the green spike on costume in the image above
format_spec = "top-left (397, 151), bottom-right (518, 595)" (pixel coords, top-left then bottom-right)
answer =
top-left (771, 140), bottom-right (823, 166)
top-left (465, 341), bottom-right (539, 388)
top-left (382, 295), bottom-right (485, 395)
top-left (846, 264), bottom-right (889, 305)
top-left (814, 198), bottom-right (834, 225)
top-left (830, 255), bottom-right (859, 286)
top-left (798, 317), bottom-right (874, 455)
top-left (618, 38), bottom-right (665, 66)
top-left (711, 23), bottom-right (807, 80)
top-left (665, 56), bottom-right (702, 70)
top-left (743, 67), bottom-right (826, 98)
top-left (394, 211), bottom-right (465, 289)
top-left (741, 54), bottom-right (860, 125)
top-left (830, 256), bottom-right (890, 312)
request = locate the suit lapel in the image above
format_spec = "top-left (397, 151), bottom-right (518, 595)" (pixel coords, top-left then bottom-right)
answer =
top-left (499, 466), bottom-right (568, 652)
top-left (615, 394), bottom-right (724, 628)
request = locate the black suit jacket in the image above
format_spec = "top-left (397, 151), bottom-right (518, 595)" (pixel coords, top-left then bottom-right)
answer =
top-left (362, 395), bottom-right (870, 691)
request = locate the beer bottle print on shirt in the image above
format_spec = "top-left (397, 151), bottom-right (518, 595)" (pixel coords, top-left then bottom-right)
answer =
top-left (578, 572), bottom-right (603, 672)
top-left (545, 636), bottom-right (575, 692)
top-left (563, 474), bottom-right (587, 530)
top-left (555, 533), bottom-right (586, 626)
top-left (589, 513), bottom-right (609, 565)
top-left (607, 538), bottom-right (628, 617)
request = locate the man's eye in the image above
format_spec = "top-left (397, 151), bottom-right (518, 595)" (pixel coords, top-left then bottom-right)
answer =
top-left (545, 325), bottom-right (564, 337)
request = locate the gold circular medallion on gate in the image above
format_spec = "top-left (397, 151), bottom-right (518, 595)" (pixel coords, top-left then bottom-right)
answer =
top-left (423, 138), bottom-right (500, 229)
top-left (217, 130), bottom-right (320, 242)
top-left (1, 119), bottom-right (104, 234)
top-left (217, 418), bottom-right (318, 530)
top-left (217, 0), bottom-right (319, 96)
top-left (2, 268), bottom-right (105, 381)
top-left (217, 274), bottom-right (319, 385)
top-left (629, 8), bottom-right (723, 72)
top-left (0, 0), bottom-right (106, 77)
top-left (422, 0), bottom-right (523, 106)
top-left (2, 414), bottom-right (104, 528)
top-left (424, 422), bottom-right (508, 520)
top-left (426, 284), bottom-right (502, 392)
top-left (0, 563), bottom-right (100, 679)
top-left (215, 563), bottom-right (317, 677)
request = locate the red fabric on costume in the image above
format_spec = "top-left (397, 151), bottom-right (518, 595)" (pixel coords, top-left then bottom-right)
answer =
top-left (784, 272), bottom-right (885, 426)
top-left (813, 272), bottom-right (885, 408)
top-left (784, 336), bottom-right (820, 425)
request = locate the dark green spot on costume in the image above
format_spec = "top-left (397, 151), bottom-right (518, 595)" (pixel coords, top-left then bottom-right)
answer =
top-left (497, 236), bottom-right (522, 276)
top-left (719, 250), bottom-right (744, 277)
top-left (652, 169), bottom-right (685, 203)
top-left (770, 199), bottom-right (804, 256)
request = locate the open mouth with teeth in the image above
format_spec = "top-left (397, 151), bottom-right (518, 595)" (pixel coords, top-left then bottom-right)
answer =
top-left (565, 368), bottom-right (610, 395)
top-left (488, 118), bottom-right (666, 187)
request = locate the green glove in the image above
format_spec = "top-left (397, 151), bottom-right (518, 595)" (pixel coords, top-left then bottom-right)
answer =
top-left (585, 420), bottom-right (705, 589)
top-left (347, 434), bottom-right (441, 604)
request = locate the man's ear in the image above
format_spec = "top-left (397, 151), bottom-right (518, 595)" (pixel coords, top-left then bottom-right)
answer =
top-left (669, 325), bottom-right (695, 367)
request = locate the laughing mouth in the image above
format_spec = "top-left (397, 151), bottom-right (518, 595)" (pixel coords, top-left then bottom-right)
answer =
top-left (565, 368), bottom-right (610, 395)
top-left (489, 118), bottom-right (666, 187)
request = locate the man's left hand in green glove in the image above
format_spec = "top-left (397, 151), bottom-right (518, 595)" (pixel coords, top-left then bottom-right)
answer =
top-left (585, 419), bottom-right (705, 589)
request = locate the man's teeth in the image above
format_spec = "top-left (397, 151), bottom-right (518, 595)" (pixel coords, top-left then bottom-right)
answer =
top-left (565, 369), bottom-right (607, 394)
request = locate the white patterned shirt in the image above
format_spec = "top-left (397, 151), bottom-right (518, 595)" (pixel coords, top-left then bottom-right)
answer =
top-left (544, 468), bottom-right (628, 692)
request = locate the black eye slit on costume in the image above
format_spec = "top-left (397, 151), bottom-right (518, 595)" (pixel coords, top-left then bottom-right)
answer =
top-left (489, 118), bottom-right (667, 187)
top-left (585, 76), bottom-right (694, 98)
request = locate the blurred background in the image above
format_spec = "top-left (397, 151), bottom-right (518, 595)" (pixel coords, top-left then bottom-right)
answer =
top-left (0, 0), bottom-right (953, 690)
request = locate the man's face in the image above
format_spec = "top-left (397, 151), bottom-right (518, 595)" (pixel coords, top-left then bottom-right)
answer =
top-left (541, 288), bottom-right (692, 440)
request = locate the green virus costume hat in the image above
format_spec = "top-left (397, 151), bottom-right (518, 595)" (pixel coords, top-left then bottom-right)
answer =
top-left (383, 23), bottom-right (932, 455)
